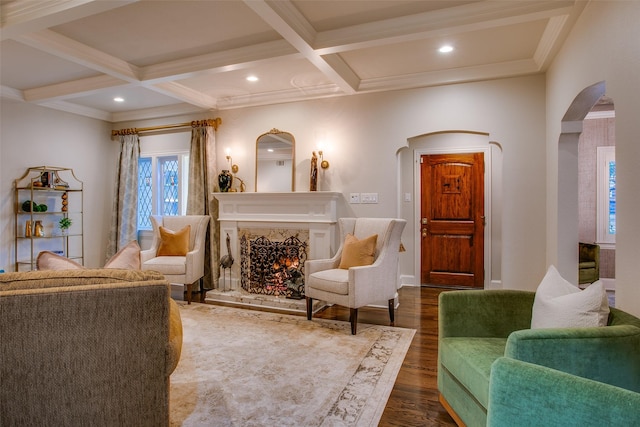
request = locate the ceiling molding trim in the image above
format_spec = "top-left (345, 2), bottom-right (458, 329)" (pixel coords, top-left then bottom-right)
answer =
top-left (23, 75), bottom-right (129, 102)
top-left (216, 83), bottom-right (342, 110)
top-left (359, 59), bottom-right (539, 92)
top-left (110, 103), bottom-right (207, 123)
top-left (16, 29), bottom-right (141, 82)
top-left (36, 99), bottom-right (112, 121)
top-left (585, 110), bottom-right (615, 120)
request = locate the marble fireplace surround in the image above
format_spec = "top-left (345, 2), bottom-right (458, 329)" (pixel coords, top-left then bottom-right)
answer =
top-left (208, 192), bottom-right (342, 313)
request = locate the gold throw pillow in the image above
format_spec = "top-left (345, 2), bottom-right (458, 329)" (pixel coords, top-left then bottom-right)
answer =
top-left (338, 233), bottom-right (378, 269)
top-left (157, 225), bottom-right (191, 256)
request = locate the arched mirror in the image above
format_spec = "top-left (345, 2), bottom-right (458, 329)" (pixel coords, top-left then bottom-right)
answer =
top-left (255, 129), bottom-right (295, 192)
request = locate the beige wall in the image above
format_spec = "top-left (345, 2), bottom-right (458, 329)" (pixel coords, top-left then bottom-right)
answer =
top-left (1, 74), bottom-right (547, 290)
top-left (118, 74), bottom-right (546, 290)
top-left (0, 99), bottom-right (116, 268)
top-left (546, 0), bottom-right (640, 315)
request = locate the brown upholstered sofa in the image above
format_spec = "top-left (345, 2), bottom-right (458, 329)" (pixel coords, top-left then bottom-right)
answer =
top-left (0, 268), bottom-right (182, 427)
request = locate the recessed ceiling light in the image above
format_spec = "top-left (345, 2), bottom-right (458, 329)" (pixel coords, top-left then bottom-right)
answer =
top-left (114, 97), bottom-right (125, 102)
top-left (268, 148), bottom-right (274, 152)
top-left (439, 45), bottom-right (454, 53)
top-left (246, 75), bottom-right (259, 82)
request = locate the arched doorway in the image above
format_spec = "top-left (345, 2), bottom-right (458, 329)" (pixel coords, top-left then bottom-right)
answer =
top-left (556, 81), bottom-right (612, 284)
top-left (401, 131), bottom-right (501, 289)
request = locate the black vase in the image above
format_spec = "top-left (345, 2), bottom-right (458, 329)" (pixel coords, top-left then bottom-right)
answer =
top-left (218, 170), bottom-right (232, 192)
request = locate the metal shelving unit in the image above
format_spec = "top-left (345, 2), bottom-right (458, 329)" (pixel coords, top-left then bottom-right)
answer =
top-left (14, 166), bottom-right (83, 271)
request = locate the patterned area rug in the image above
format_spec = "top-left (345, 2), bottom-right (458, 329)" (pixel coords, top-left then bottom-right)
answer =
top-left (170, 303), bottom-right (415, 426)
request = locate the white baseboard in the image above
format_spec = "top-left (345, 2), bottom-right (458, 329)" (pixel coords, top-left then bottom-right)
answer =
top-left (487, 280), bottom-right (502, 290)
top-left (400, 274), bottom-right (416, 287)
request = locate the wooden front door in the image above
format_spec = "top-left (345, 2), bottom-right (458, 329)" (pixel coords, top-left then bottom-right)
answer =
top-left (420, 153), bottom-right (484, 287)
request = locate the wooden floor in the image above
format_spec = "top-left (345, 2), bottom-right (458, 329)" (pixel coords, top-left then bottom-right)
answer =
top-left (314, 286), bottom-right (457, 426)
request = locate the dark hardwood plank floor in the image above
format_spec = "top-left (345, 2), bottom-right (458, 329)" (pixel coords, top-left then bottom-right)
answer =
top-left (314, 286), bottom-right (457, 426)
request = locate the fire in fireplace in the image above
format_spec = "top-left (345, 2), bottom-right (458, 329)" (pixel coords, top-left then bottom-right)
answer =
top-left (240, 234), bottom-right (308, 299)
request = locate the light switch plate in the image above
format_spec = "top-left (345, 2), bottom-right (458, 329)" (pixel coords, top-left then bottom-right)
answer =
top-left (361, 193), bottom-right (378, 203)
top-left (349, 193), bottom-right (360, 204)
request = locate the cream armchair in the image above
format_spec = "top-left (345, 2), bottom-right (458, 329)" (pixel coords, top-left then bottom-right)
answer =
top-left (141, 215), bottom-right (210, 304)
top-left (305, 217), bottom-right (406, 334)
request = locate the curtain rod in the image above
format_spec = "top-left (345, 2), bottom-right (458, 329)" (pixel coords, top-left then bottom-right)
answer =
top-left (111, 117), bottom-right (222, 137)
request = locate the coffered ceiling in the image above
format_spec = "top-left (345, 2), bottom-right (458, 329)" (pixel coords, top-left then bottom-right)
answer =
top-left (0, 0), bottom-right (586, 123)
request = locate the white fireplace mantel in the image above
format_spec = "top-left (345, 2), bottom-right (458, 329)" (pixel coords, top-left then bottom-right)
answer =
top-left (215, 191), bottom-right (341, 224)
top-left (213, 191), bottom-right (342, 290)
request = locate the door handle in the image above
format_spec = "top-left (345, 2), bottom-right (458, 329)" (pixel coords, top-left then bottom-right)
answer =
top-left (422, 228), bottom-right (427, 237)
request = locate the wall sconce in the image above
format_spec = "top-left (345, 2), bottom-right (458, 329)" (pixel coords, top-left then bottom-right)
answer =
top-left (318, 151), bottom-right (329, 169)
top-left (226, 149), bottom-right (239, 174)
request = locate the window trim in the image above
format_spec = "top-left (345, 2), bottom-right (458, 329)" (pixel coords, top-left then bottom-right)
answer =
top-left (596, 146), bottom-right (615, 249)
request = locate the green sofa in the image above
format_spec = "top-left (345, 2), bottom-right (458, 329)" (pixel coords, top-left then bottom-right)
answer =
top-left (488, 357), bottom-right (640, 426)
top-left (437, 290), bottom-right (640, 427)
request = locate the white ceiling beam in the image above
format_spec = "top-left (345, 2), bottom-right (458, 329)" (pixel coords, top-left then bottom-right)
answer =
top-left (151, 81), bottom-right (218, 110)
top-left (1, 85), bottom-right (25, 102)
top-left (23, 75), bottom-right (129, 103)
top-left (1, 0), bottom-right (137, 41)
top-left (36, 99), bottom-right (113, 121)
top-left (533, 1), bottom-right (587, 70)
top-left (16, 29), bottom-right (141, 82)
top-left (314, 0), bottom-right (576, 54)
top-left (243, 0), bottom-right (359, 95)
top-left (141, 40), bottom-right (300, 83)
top-left (533, 14), bottom-right (569, 70)
top-left (359, 59), bottom-right (539, 93)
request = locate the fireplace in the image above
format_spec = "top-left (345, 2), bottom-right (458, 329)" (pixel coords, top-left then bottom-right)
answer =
top-left (209, 192), bottom-right (342, 312)
top-left (240, 230), bottom-right (308, 298)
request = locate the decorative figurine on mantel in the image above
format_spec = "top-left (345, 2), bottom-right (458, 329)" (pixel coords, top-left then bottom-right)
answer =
top-left (310, 151), bottom-right (318, 191)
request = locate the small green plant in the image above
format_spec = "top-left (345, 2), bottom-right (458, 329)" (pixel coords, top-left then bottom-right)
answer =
top-left (58, 217), bottom-right (72, 230)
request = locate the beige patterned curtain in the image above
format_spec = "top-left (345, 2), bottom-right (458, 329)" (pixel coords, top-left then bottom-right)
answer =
top-left (187, 123), bottom-right (219, 290)
top-left (106, 133), bottom-right (140, 259)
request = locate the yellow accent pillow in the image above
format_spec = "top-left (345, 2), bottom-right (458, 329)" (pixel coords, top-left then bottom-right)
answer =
top-left (157, 225), bottom-right (191, 256)
top-left (338, 233), bottom-right (378, 269)
top-left (167, 298), bottom-right (183, 374)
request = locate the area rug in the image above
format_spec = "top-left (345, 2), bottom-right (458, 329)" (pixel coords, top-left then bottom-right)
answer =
top-left (169, 303), bottom-right (416, 427)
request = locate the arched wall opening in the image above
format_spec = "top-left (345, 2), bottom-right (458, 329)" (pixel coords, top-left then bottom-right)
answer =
top-left (397, 131), bottom-right (503, 288)
top-left (557, 81), bottom-right (607, 283)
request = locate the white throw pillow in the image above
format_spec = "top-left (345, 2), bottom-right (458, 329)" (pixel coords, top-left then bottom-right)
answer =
top-left (37, 240), bottom-right (141, 271)
top-left (531, 265), bottom-right (609, 329)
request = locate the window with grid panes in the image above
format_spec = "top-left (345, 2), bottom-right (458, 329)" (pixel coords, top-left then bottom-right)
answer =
top-left (137, 153), bottom-right (189, 230)
top-left (596, 146), bottom-right (615, 248)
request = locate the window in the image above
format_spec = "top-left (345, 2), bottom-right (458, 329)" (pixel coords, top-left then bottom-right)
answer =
top-left (137, 152), bottom-right (189, 230)
top-left (596, 146), bottom-right (615, 247)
